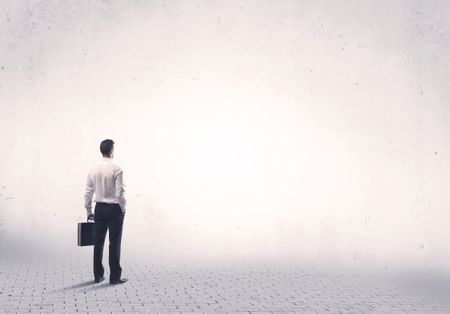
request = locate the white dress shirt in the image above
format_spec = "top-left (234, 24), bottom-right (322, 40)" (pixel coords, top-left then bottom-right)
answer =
top-left (84, 157), bottom-right (126, 215)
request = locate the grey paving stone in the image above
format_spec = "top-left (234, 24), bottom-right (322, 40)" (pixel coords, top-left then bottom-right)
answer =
top-left (0, 255), bottom-right (449, 313)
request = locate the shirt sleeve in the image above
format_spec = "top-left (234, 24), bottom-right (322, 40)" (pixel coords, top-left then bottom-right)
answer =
top-left (115, 169), bottom-right (127, 212)
top-left (84, 173), bottom-right (94, 215)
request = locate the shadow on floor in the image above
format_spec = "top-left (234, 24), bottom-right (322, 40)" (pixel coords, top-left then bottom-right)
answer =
top-left (48, 280), bottom-right (98, 294)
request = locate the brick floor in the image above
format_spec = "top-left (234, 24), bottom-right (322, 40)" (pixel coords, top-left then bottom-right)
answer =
top-left (1, 253), bottom-right (449, 313)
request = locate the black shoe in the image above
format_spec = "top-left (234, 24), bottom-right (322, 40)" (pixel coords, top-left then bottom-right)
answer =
top-left (94, 276), bottom-right (105, 283)
top-left (110, 278), bottom-right (128, 285)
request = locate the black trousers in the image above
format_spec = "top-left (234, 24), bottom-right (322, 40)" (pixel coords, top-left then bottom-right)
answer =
top-left (93, 202), bottom-right (125, 281)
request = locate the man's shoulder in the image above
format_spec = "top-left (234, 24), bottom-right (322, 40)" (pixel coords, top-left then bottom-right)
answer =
top-left (88, 160), bottom-right (123, 174)
top-left (110, 161), bottom-right (124, 173)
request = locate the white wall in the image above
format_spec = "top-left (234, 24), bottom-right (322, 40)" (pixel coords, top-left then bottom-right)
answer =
top-left (1, 0), bottom-right (450, 269)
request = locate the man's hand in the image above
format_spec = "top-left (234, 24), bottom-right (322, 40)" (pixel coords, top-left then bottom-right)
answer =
top-left (87, 213), bottom-right (95, 221)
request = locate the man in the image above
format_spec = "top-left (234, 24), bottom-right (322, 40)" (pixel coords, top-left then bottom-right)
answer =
top-left (84, 139), bottom-right (128, 285)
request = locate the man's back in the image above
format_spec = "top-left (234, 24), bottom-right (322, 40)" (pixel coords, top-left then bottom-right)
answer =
top-left (84, 157), bottom-right (126, 215)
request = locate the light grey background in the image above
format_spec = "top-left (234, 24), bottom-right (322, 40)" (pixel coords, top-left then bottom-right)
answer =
top-left (1, 1), bottom-right (449, 271)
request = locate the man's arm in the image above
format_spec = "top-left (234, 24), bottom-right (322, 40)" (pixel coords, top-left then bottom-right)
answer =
top-left (84, 173), bottom-right (94, 216)
top-left (115, 169), bottom-right (126, 212)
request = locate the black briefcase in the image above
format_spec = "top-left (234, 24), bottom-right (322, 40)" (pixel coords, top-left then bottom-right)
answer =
top-left (78, 219), bottom-right (95, 246)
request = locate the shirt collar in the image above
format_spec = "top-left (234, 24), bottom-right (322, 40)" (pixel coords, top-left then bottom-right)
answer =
top-left (102, 157), bottom-right (111, 161)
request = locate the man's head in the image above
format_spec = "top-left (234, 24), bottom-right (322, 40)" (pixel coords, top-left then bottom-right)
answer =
top-left (100, 139), bottom-right (114, 158)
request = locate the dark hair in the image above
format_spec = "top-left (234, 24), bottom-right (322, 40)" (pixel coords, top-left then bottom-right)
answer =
top-left (100, 139), bottom-right (114, 156)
